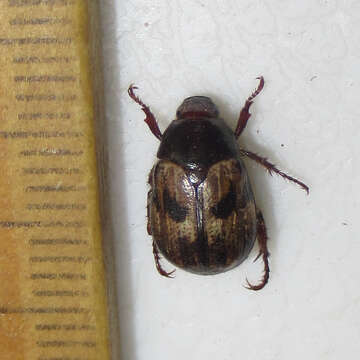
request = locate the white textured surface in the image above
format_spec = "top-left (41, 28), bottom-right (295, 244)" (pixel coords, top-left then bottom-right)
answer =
top-left (100, 1), bottom-right (360, 359)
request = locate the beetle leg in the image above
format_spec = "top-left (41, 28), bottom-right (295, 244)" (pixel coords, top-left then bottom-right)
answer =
top-left (235, 76), bottom-right (265, 138)
top-left (245, 210), bottom-right (270, 291)
top-left (128, 84), bottom-right (162, 140)
top-left (152, 241), bottom-right (176, 278)
top-left (239, 149), bottom-right (309, 194)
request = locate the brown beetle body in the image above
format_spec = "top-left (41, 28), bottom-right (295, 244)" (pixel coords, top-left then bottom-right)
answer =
top-left (149, 116), bottom-right (257, 275)
top-left (128, 78), bottom-right (308, 290)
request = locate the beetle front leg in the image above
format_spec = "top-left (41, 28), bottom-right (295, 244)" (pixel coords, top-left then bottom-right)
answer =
top-left (240, 149), bottom-right (309, 194)
top-left (128, 84), bottom-right (163, 140)
top-left (245, 210), bottom-right (270, 291)
top-left (152, 241), bottom-right (176, 278)
top-left (235, 76), bottom-right (264, 138)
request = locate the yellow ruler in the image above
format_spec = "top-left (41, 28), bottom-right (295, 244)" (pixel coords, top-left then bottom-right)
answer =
top-left (0, 1), bottom-right (111, 359)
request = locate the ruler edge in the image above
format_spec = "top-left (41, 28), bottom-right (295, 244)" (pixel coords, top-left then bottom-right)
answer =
top-left (87, 1), bottom-right (121, 359)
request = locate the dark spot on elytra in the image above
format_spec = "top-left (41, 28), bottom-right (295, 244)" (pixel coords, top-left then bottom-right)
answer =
top-left (195, 232), bottom-right (209, 267)
top-left (211, 182), bottom-right (236, 219)
top-left (163, 188), bottom-right (188, 222)
top-left (177, 236), bottom-right (211, 270)
top-left (178, 236), bottom-right (194, 267)
top-left (211, 235), bottom-right (227, 266)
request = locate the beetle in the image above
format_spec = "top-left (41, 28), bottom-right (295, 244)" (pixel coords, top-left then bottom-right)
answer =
top-left (128, 77), bottom-right (308, 290)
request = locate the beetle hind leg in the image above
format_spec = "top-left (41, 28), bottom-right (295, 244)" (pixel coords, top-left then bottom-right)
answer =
top-left (245, 210), bottom-right (270, 291)
top-left (152, 241), bottom-right (176, 278)
top-left (128, 84), bottom-right (163, 140)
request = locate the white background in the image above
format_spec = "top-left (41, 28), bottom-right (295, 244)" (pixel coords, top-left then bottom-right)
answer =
top-left (100, 1), bottom-right (360, 359)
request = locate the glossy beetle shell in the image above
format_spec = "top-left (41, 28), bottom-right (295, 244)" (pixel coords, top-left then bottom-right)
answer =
top-left (130, 79), bottom-right (308, 289)
top-left (148, 102), bottom-right (257, 275)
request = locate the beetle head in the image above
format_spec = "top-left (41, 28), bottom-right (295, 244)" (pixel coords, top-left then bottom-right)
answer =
top-left (176, 96), bottom-right (219, 119)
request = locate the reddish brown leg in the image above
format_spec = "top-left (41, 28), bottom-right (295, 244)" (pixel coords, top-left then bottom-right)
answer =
top-left (245, 210), bottom-right (270, 291)
top-left (152, 241), bottom-right (176, 278)
top-left (128, 84), bottom-right (162, 140)
top-left (235, 76), bottom-right (265, 138)
top-left (240, 149), bottom-right (309, 194)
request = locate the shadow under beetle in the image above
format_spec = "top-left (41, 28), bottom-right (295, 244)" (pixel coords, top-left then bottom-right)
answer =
top-left (128, 77), bottom-right (308, 290)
